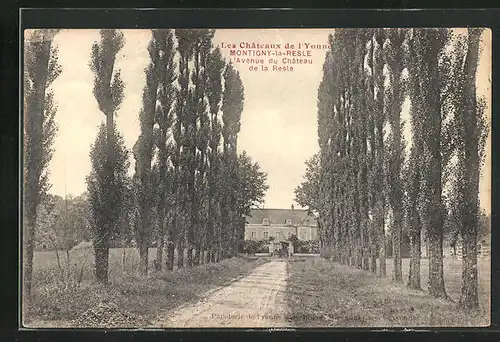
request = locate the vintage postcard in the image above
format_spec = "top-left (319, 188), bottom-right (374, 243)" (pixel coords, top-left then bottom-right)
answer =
top-left (21, 28), bottom-right (491, 328)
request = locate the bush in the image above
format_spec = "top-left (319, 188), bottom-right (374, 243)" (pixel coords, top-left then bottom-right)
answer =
top-left (242, 240), bottom-right (259, 255)
top-left (242, 240), bottom-right (268, 254)
top-left (296, 240), bottom-right (320, 254)
top-left (320, 245), bottom-right (335, 259)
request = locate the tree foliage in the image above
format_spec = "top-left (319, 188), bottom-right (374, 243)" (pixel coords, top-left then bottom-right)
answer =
top-left (86, 124), bottom-right (130, 244)
top-left (294, 154), bottom-right (320, 213)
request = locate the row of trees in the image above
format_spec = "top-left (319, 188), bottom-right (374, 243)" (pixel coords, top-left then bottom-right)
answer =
top-left (295, 28), bottom-right (488, 309)
top-left (23, 29), bottom-right (268, 296)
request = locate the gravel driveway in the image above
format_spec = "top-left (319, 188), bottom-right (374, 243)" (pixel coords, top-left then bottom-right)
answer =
top-left (155, 260), bottom-right (289, 328)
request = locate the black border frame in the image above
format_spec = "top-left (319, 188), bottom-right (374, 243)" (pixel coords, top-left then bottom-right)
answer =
top-left (2, 6), bottom-right (499, 342)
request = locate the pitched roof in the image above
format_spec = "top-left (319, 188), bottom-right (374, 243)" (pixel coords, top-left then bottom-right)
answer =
top-left (246, 208), bottom-right (316, 226)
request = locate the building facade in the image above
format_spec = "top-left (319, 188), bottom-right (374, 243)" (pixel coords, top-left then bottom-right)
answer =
top-left (244, 206), bottom-right (318, 242)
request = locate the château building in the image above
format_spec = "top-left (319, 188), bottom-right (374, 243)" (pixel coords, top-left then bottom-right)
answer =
top-left (244, 205), bottom-right (318, 242)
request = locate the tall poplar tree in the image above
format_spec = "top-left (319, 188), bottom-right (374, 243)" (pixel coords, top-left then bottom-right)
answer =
top-left (153, 29), bottom-right (176, 271)
top-left (206, 48), bottom-right (225, 263)
top-left (88, 29), bottom-right (125, 283)
top-left (406, 28), bottom-right (426, 290)
top-left (385, 29), bottom-right (407, 282)
top-left (190, 30), bottom-right (214, 266)
top-left (133, 30), bottom-right (162, 275)
top-left (174, 29), bottom-right (196, 268)
top-left (23, 29), bottom-right (61, 297)
top-left (221, 63), bottom-right (244, 257)
top-left (410, 28), bottom-right (451, 298)
top-left (450, 28), bottom-right (488, 309)
top-left (365, 30), bottom-right (378, 273)
top-left (353, 29), bottom-right (370, 270)
top-left (316, 38), bottom-right (336, 255)
top-left (373, 28), bottom-right (387, 276)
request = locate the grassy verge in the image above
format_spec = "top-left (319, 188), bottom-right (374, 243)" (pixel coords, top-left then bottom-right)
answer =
top-left (23, 253), bottom-right (267, 328)
top-left (285, 257), bottom-right (489, 327)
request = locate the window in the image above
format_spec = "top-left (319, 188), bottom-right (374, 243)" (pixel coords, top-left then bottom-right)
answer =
top-left (262, 218), bottom-right (270, 226)
top-left (285, 218), bottom-right (292, 225)
top-left (276, 232), bottom-right (281, 239)
top-left (288, 232), bottom-right (292, 238)
top-left (251, 232), bottom-right (256, 239)
top-left (264, 232), bottom-right (268, 239)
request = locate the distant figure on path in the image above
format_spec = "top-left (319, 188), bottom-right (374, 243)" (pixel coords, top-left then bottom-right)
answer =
top-left (269, 241), bottom-right (275, 256)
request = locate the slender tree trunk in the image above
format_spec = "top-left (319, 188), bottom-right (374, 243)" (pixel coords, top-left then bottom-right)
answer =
top-left (194, 244), bottom-right (201, 266)
top-left (218, 240), bottom-right (224, 261)
top-left (122, 247), bottom-right (126, 271)
top-left (177, 238), bottom-right (184, 268)
top-left (461, 231), bottom-right (479, 308)
top-left (156, 234), bottom-right (164, 272)
top-left (186, 244), bottom-right (193, 267)
top-left (165, 229), bottom-right (174, 271)
top-left (213, 247), bottom-right (218, 262)
top-left (408, 232), bottom-right (421, 289)
top-left (425, 236), bottom-right (429, 259)
top-left (369, 242), bottom-right (377, 273)
top-left (356, 239), bottom-right (363, 269)
top-left (407, 145), bottom-right (422, 289)
top-left (377, 205), bottom-right (386, 276)
top-left (369, 222), bottom-right (377, 273)
top-left (156, 211), bottom-right (166, 272)
top-left (65, 248), bottom-right (71, 277)
top-left (362, 223), bottom-right (369, 271)
top-left (361, 240), bottom-right (368, 270)
top-left (199, 247), bottom-right (204, 265)
top-left (47, 235), bottom-right (62, 274)
top-left (427, 151), bottom-right (447, 297)
top-left (393, 210), bottom-right (403, 282)
top-left (428, 230), bottom-right (447, 297)
top-left (139, 242), bottom-right (149, 276)
top-left (166, 241), bottom-right (175, 271)
top-left (94, 238), bottom-right (109, 284)
top-left (233, 229), bottom-right (240, 257)
top-left (345, 245), bottom-right (348, 265)
top-left (23, 203), bottom-right (37, 299)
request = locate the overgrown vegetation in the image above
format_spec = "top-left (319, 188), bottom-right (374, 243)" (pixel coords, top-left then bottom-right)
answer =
top-left (285, 258), bottom-right (489, 327)
top-left (24, 250), bottom-right (267, 327)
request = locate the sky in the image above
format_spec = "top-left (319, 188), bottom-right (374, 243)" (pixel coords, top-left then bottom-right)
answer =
top-left (28, 28), bottom-right (491, 213)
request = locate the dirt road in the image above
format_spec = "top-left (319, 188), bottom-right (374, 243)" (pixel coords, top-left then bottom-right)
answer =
top-left (155, 260), bottom-right (289, 328)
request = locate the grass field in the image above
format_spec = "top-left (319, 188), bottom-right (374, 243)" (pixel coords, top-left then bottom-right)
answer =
top-left (24, 247), bottom-right (268, 327)
top-left (382, 257), bottom-right (491, 308)
top-left (285, 257), bottom-right (490, 327)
